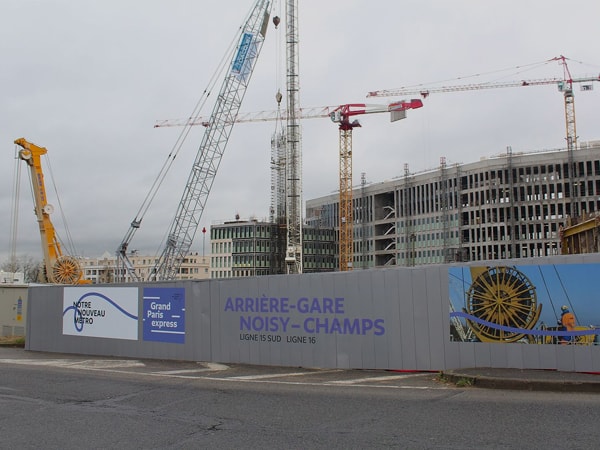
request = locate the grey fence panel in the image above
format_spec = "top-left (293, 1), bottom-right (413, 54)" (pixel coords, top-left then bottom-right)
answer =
top-left (23, 256), bottom-right (600, 372)
top-left (330, 272), bottom-right (352, 369)
top-left (426, 266), bottom-right (446, 369)
top-left (573, 346), bottom-right (594, 372)
top-left (555, 345), bottom-right (577, 372)
top-left (337, 271), bottom-right (368, 369)
top-left (307, 272), bottom-right (338, 369)
top-left (411, 268), bottom-right (432, 370)
top-left (381, 269), bottom-right (402, 368)
top-left (456, 342), bottom-right (476, 369)
top-left (190, 280), bottom-right (212, 362)
top-left (505, 344), bottom-right (525, 369)
top-left (373, 269), bottom-right (393, 369)
top-left (395, 268), bottom-right (417, 369)
top-left (489, 342), bottom-right (508, 368)
top-left (442, 341), bottom-right (460, 370)
top-left (473, 341), bottom-right (492, 368)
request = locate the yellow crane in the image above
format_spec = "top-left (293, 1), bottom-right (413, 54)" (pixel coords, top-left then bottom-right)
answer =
top-left (14, 138), bottom-right (89, 284)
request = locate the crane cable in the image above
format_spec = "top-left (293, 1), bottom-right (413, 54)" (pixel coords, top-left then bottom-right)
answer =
top-left (124, 2), bottom-right (261, 240)
top-left (9, 145), bottom-right (21, 266)
top-left (395, 58), bottom-right (557, 92)
top-left (552, 264), bottom-right (577, 323)
top-left (537, 265), bottom-right (578, 325)
top-left (537, 265), bottom-right (558, 324)
top-left (45, 153), bottom-right (79, 258)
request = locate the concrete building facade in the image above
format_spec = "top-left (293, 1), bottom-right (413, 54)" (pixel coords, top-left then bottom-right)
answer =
top-left (210, 218), bottom-right (336, 278)
top-left (81, 251), bottom-right (210, 283)
top-left (306, 142), bottom-right (600, 268)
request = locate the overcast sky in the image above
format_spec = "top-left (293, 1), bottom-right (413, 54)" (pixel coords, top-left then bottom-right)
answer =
top-left (1, 0), bottom-right (599, 264)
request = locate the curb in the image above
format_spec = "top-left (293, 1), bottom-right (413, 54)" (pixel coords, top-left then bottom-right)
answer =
top-left (443, 371), bottom-right (600, 393)
top-left (0, 340), bottom-right (25, 348)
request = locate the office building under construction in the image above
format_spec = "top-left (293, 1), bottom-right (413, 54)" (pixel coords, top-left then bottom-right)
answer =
top-left (306, 141), bottom-right (600, 268)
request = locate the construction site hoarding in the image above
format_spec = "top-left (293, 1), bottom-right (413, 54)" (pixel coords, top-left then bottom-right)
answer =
top-left (25, 254), bottom-right (600, 372)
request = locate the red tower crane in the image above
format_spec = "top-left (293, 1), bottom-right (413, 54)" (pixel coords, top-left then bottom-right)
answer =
top-left (367, 56), bottom-right (599, 154)
top-left (328, 101), bottom-right (423, 270)
top-left (156, 98), bottom-right (423, 271)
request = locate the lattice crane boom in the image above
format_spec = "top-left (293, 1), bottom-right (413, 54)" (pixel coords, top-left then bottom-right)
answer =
top-left (154, 105), bottom-right (338, 128)
top-left (367, 75), bottom-right (599, 98)
top-left (117, 0), bottom-right (273, 282)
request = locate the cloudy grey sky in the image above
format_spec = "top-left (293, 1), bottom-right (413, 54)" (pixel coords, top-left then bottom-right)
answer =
top-left (1, 0), bottom-right (599, 263)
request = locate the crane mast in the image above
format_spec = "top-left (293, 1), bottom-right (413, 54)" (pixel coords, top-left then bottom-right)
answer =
top-left (117, 0), bottom-right (272, 281)
top-left (330, 100), bottom-right (423, 270)
top-left (14, 138), bottom-right (88, 284)
top-left (285, 0), bottom-right (302, 274)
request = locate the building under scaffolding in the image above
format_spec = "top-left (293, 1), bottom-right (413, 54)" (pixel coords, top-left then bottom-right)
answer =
top-left (306, 140), bottom-right (600, 268)
top-left (560, 212), bottom-right (600, 255)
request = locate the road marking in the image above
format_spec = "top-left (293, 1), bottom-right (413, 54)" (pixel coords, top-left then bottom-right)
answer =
top-left (0, 358), bottom-right (144, 369)
top-left (228, 369), bottom-right (341, 380)
top-left (200, 376), bottom-right (449, 390)
top-left (157, 363), bottom-right (228, 375)
top-left (0, 358), bottom-right (447, 390)
top-left (330, 373), bottom-right (431, 384)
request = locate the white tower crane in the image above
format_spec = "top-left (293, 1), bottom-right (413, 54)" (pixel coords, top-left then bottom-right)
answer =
top-left (367, 55), bottom-right (599, 217)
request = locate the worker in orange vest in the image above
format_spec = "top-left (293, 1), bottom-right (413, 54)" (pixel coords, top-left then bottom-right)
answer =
top-left (559, 305), bottom-right (576, 344)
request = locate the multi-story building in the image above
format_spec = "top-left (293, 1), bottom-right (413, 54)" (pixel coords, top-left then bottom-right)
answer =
top-left (210, 218), bottom-right (336, 278)
top-left (306, 141), bottom-right (600, 268)
top-left (81, 251), bottom-right (210, 283)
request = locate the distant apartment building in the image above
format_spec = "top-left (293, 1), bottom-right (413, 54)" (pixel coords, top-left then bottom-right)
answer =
top-left (306, 141), bottom-right (600, 268)
top-left (210, 218), bottom-right (336, 278)
top-left (0, 271), bottom-right (25, 285)
top-left (81, 251), bottom-right (210, 283)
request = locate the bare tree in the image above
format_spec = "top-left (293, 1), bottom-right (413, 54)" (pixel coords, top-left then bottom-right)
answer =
top-left (1, 256), bottom-right (42, 283)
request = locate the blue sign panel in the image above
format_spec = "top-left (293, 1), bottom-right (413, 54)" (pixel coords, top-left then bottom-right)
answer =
top-left (232, 32), bottom-right (253, 74)
top-left (143, 287), bottom-right (185, 343)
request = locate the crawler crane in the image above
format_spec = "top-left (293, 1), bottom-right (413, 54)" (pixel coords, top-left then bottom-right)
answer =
top-left (116, 0), bottom-right (273, 281)
top-left (14, 138), bottom-right (89, 284)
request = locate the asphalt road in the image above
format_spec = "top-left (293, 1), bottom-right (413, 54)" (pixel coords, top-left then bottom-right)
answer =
top-left (1, 348), bottom-right (600, 449)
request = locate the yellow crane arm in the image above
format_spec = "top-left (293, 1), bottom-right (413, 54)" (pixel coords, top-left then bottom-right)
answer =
top-left (14, 138), bottom-right (88, 284)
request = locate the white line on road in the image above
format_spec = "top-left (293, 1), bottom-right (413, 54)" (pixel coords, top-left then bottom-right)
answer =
top-left (330, 373), bottom-right (431, 384)
top-left (0, 358), bottom-right (448, 390)
top-left (200, 376), bottom-right (449, 390)
top-left (0, 359), bottom-right (145, 369)
top-left (228, 369), bottom-right (342, 380)
top-left (157, 363), bottom-right (229, 375)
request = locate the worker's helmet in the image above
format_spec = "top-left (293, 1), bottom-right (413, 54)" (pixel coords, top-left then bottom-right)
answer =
top-left (561, 305), bottom-right (569, 311)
